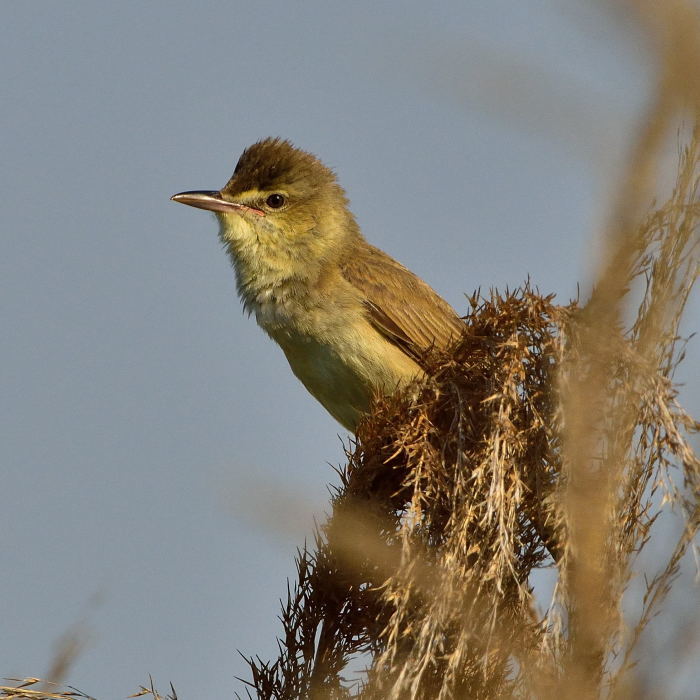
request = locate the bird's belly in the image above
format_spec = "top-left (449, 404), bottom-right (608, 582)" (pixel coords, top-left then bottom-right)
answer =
top-left (273, 326), bottom-right (422, 431)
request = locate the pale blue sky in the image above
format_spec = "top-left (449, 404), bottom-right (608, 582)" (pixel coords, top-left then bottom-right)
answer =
top-left (2, 2), bottom-right (698, 698)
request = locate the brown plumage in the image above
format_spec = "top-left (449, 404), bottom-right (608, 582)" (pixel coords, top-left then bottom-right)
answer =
top-left (339, 242), bottom-right (465, 364)
top-left (172, 138), bottom-right (464, 430)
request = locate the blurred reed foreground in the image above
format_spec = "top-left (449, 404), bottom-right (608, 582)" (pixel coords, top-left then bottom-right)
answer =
top-left (2, 4), bottom-right (698, 700)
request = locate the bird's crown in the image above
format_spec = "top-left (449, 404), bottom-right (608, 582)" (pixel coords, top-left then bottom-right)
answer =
top-left (222, 138), bottom-right (338, 200)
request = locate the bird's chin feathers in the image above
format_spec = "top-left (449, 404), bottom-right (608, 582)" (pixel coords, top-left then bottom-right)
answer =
top-left (216, 211), bottom-right (326, 324)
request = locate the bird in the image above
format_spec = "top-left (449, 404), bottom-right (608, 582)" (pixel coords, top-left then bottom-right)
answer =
top-left (171, 138), bottom-right (464, 431)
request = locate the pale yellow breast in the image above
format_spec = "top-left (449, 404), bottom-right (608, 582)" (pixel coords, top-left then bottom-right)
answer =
top-left (272, 319), bottom-right (423, 431)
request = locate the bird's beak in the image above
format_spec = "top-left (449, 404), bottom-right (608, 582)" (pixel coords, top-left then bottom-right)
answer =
top-left (170, 190), bottom-right (264, 216)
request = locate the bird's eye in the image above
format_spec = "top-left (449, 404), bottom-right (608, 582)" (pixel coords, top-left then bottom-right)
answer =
top-left (266, 193), bottom-right (285, 209)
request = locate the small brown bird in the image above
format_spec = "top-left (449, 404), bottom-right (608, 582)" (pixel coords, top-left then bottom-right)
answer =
top-left (171, 139), bottom-right (464, 431)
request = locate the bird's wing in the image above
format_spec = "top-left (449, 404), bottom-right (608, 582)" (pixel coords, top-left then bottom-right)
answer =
top-left (339, 243), bottom-right (465, 363)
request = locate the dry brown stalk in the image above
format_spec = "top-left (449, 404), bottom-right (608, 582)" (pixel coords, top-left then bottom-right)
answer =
top-left (0, 678), bottom-right (94, 700)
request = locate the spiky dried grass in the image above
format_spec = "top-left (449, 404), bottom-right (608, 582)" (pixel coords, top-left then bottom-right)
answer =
top-left (0, 677), bottom-right (178, 700)
top-left (0, 678), bottom-right (95, 700)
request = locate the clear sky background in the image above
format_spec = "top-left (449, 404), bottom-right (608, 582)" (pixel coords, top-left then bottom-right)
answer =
top-left (2, 1), bottom-right (698, 698)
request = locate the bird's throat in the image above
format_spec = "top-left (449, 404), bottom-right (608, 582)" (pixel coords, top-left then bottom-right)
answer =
top-left (217, 213), bottom-right (325, 327)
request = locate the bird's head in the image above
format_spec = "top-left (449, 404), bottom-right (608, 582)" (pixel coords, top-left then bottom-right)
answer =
top-left (171, 139), bottom-right (360, 278)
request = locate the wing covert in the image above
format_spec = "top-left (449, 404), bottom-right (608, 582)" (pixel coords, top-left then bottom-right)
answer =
top-left (339, 243), bottom-right (464, 363)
